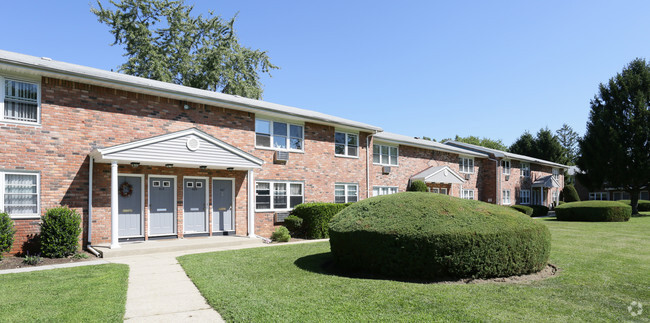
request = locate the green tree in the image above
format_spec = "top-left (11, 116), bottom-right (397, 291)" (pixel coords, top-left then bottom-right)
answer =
top-left (555, 123), bottom-right (580, 165)
top-left (442, 135), bottom-right (508, 151)
top-left (509, 128), bottom-right (563, 164)
top-left (577, 58), bottom-right (650, 214)
top-left (508, 131), bottom-right (536, 156)
top-left (92, 0), bottom-right (278, 99)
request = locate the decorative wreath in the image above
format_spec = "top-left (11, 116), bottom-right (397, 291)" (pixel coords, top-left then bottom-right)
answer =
top-left (119, 181), bottom-right (133, 198)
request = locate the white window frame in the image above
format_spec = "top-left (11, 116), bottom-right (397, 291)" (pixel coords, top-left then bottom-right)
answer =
top-left (589, 192), bottom-right (608, 201)
top-left (552, 168), bottom-right (560, 180)
top-left (461, 189), bottom-right (475, 200)
top-left (520, 189), bottom-right (531, 205)
top-left (0, 171), bottom-right (41, 219)
top-left (254, 118), bottom-right (304, 152)
top-left (373, 143), bottom-right (398, 166)
top-left (502, 160), bottom-right (511, 175)
top-left (0, 76), bottom-right (41, 125)
top-left (372, 186), bottom-right (398, 197)
top-left (334, 131), bottom-right (359, 158)
top-left (335, 183), bottom-right (359, 203)
top-left (520, 162), bottom-right (530, 178)
top-left (255, 181), bottom-right (304, 211)
top-left (459, 157), bottom-right (474, 174)
top-left (502, 189), bottom-right (511, 205)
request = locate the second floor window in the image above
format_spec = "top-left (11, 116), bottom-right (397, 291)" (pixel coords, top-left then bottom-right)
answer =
top-left (335, 132), bottom-right (358, 157)
top-left (373, 144), bottom-right (398, 166)
top-left (255, 119), bottom-right (303, 151)
top-left (553, 168), bottom-right (560, 180)
top-left (520, 162), bottom-right (530, 177)
top-left (459, 157), bottom-right (474, 173)
top-left (2, 78), bottom-right (40, 124)
top-left (502, 160), bottom-right (511, 175)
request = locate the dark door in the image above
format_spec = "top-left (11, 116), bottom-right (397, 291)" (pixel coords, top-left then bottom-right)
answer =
top-left (184, 178), bottom-right (207, 233)
top-left (213, 179), bottom-right (234, 232)
top-left (149, 177), bottom-right (176, 236)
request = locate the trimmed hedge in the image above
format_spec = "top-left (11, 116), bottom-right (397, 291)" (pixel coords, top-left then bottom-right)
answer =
top-left (617, 200), bottom-right (650, 212)
top-left (283, 215), bottom-right (303, 237)
top-left (290, 203), bottom-right (351, 239)
top-left (0, 213), bottom-right (16, 260)
top-left (329, 192), bottom-right (551, 280)
top-left (561, 185), bottom-right (580, 202)
top-left (40, 206), bottom-right (82, 258)
top-left (510, 205), bottom-right (533, 216)
top-left (555, 201), bottom-right (631, 222)
top-left (530, 205), bottom-right (549, 217)
top-left (408, 180), bottom-right (428, 192)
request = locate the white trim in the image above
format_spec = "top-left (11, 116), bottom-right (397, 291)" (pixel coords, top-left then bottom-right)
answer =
top-left (520, 189), bottom-right (531, 205)
top-left (411, 165), bottom-right (466, 184)
top-left (247, 170), bottom-right (254, 237)
top-left (183, 176), bottom-right (209, 234)
top-left (147, 174), bottom-right (178, 237)
top-left (459, 156), bottom-right (475, 174)
top-left (501, 159), bottom-right (511, 175)
top-left (372, 186), bottom-right (398, 197)
top-left (211, 177), bottom-right (236, 233)
top-left (255, 117), bottom-right (305, 152)
top-left (372, 143), bottom-right (399, 166)
top-left (520, 162), bottom-right (531, 178)
top-left (0, 170), bottom-right (41, 219)
top-left (502, 189), bottom-right (511, 205)
top-left (335, 183), bottom-right (359, 203)
top-left (254, 180), bottom-right (304, 212)
top-left (334, 131), bottom-right (360, 158)
top-left (461, 189), bottom-right (475, 200)
top-left (0, 75), bottom-right (41, 125)
top-left (110, 161), bottom-right (120, 248)
top-left (117, 173), bottom-right (145, 238)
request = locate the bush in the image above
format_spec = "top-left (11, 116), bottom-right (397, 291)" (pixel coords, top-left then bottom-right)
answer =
top-left (617, 200), bottom-right (650, 212)
top-left (407, 180), bottom-right (428, 192)
top-left (0, 213), bottom-right (16, 260)
top-left (23, 252), bottom-right (42, 265)
top-left (555, 201), bottom-right (631, 222)
top-left (510, 205), bottom-right (533, 216)
top-left (558, 201), bottom-right (566, 206)
top-left (530, 205), bottom-right (549, 217)
top-left (40, 206), bottom-right (82, 258)
top-left (290, 203), bottom-right (351, 239)
top-left (283, 215), bottom-right (303, 236)
top-left (561, 185), bottom-right (580, 202)
top-left (329, 192), bottom-right (551, 280)
top-left (271, 226), bottom-right (291, 242)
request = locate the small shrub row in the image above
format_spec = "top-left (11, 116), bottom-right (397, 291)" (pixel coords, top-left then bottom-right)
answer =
top-left (289, 203), bottom-right (351, 239)
top-left (407, 180), bottom-right (428, 192)
top-left (617, 199), bottom-right (650, 212)
top-left (555, 201), bottom-right (631, 222)
top-left (510, 205), bottom-right (533, 216)
top-left (40, 206), bottom-right (83, 258)
top-left (530, 205), bottom-right (549, 217)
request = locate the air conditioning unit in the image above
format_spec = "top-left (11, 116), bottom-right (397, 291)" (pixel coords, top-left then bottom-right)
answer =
top-left (505, 175), bottom-right (510, 181)
top-left (382, 166), bottom-right (391, 174)
top-left (464, 173), bottom-right (471, 180)
top-left (274, 151), bottom-right (289, 163)
top-left (275, 212), bottom-right (290, 223)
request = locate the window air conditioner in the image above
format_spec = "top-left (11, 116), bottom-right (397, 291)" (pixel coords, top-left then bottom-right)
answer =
top-left (274, 151), bottom-right (289, 163)
top-left (382, 166), bottom-right (391, 174)
top-left (464, 173), bottom-right (471, 180)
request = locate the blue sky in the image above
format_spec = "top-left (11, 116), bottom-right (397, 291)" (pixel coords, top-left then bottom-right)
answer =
top-left (3, 1), bottom-right (650, 145)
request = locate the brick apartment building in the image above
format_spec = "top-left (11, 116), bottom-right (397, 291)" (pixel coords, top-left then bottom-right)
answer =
top-left (0, 50), bottom-right (567, 253)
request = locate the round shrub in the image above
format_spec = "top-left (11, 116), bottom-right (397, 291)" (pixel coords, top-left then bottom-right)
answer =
top-left (290, 203), bottom-right (351, 239)
top-left (617, 200), bottom-right (650, 212)
top-left (407, 180), bottom-right (428, 192)
top-left (561, 185), bottom-right (580, 202)
top-left (0, 213), bottom-right (16, 260)
top-left (329, 192), bottom-right (551, 280)
top-left (271, 226), bottom-right (291, 242)
top-left (510, 205), bottom-right (533, 216)
top-left (40, 206), bottom-right (82, 258)
top-left (555, 201), bottom-right (631, 222)
top-left (530, 205), bottom-right (549, 217)
top-left (283, 215), bottom-right (303, 237)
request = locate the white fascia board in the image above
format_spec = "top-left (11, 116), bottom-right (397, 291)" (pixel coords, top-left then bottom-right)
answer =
top-left (374, 138), bottom-right (487, 158)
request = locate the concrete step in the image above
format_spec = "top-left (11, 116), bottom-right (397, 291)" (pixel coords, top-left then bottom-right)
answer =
top-left (93, 236), bottom-right (264, 258)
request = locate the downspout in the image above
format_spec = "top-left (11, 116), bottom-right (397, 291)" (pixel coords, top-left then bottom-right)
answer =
top-left (366, 131), bottom-right (378, 198)
top-left (86, 157), bottom-right (100, 257)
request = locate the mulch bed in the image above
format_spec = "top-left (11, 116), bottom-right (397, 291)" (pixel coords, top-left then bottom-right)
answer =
top-left (0, 251), bottom-right (98, 270)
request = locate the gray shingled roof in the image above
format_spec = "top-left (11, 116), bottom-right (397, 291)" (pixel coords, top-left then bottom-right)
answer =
top-left (0, 50), bottom-right (383, 132)
top-left (445, 140), bottom-right (569, 169)
top-left (373, 132), bottom-right (488, 158)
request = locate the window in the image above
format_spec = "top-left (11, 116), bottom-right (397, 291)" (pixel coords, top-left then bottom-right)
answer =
top-left (461, 189), bottom-right (474, 200)
top-left (589, 192), bottom-right (608, 200)
top-left (429, 187), bottom-right (448, 195)
top-left (335, 183), bottom-right (358, 203)
top-left (459, 157), bottom-right (474, 173)
top-left (520, 162), bottom-right (530, 177)
top-left (1, 78), bottom-right (40, 124)
top-left (255, 181), bottom-right (303, 210)
top-left (373, 144), bottom-right (398, 166)
top-left (520, 189), bottom-right (531, 205)
top-left (502, 160), bottom-right (510, 175)
top-left (335, 132), bottom-right (358, 157)
top-left (552, 168), bottom-right (560, 180)
top-left (0, 172), bottom-right (40, 218)
top-left (373, 186), bottom-right (398, 196)
top-left (255, 119), bottom-right (303, 151)
top-left (642, 191), bottom-right (649, 200)
top-left (502, 189), bottom-right (511, 204)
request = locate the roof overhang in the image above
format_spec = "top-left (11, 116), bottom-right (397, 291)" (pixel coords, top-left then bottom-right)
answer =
top-left (410, 165), bottom-right (465, 184)
top-left (532, 175), bottom-right (561, 188)
top-left (90, 128), bottom-right (263, 171)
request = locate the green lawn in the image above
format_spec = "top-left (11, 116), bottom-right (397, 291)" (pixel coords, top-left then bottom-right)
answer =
top-left (0, 264), bottom-right (129, 322)
top-left (179, 218), bottom-right (650, 322)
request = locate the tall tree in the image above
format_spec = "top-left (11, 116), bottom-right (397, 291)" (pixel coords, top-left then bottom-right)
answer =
top-left (555, 123), bottom-right (580, 165)
top-left (508, 131), bottom-right (536, 157)
top-left (578, 58), bottom-right (650, 214)
top-left (442, 135), bottom-right (508, 151)
top-left (92, 0), bottom-right (278, 99)
top-left (509, 128), bottom-right (563, 164)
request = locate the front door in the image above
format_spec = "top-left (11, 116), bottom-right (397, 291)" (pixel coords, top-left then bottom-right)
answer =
top-left (184, 178), bottom-right (207, 233)
top-left (213, 179), bottom-right (234, 232)
top-left (118, 175), bottom-right (142, 237)
top-left (149, 177), bottom-right (176, 236)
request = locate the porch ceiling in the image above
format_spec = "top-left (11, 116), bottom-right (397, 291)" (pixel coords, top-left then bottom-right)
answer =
top-left (410, 165), bottom-right (465, 184)
top-left (90, 128), bottom-right (263, 170)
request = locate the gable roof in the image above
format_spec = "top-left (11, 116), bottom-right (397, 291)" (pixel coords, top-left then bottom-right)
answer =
top-left (90, 128), bottom-right (263, 170)
top-left (374, 132), bottom-right (488, 158)
top-left (410, 165), bottom-right (465, 184)
top-left (0, 50), bottom-right (382, 132)
top-left (532, 175), bottom-right (561, 188)
top-left (444, 140), bottom-right (569, 169)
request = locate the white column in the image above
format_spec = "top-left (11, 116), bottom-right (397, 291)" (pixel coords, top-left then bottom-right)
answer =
top-left (247, 169), bottom-right (255, 238)
top-left (110, 161), bottom-right (120, 249)
top-left (541, 187), bottom-right (545, 207)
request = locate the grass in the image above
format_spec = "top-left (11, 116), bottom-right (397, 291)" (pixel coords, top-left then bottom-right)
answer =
top-left (179, 217), bottom-right (650, 322)
top-left (0, 264), bottom-right (129, 322)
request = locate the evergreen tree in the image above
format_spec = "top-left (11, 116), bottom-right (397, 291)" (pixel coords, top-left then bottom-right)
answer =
top-left (508, 131), bottom-right (536, 156)
top-left (555, 123), bottom-right (580, 165)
